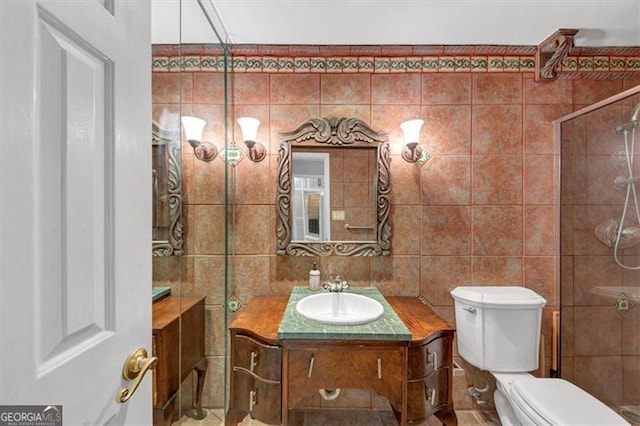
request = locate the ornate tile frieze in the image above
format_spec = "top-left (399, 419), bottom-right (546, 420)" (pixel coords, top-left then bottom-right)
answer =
top-left (151, 50), bottom-right (640, 78)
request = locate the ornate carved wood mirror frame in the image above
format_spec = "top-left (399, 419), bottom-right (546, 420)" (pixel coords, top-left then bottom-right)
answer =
top-left (152, 121), bottom-right (183, 256)
top-left (276, 117), bottom-right (391, 256)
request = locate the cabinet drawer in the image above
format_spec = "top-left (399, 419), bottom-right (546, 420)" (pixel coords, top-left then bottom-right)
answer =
top-left (408, 334), bottom-right (451, 379)
top-left (406, 367), bottom-right (450, 422)
top-left (234, 334), bottom-right (282, 381)
top-left (232, 369), bottom-right (281, 425)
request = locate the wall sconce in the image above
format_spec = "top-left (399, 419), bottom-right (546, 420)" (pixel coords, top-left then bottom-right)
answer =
top-left (181, 116), bottom-right (218, 162)
top-left (400, 119), bottom-right (431, 166)
top-left (238, 117), bottom-right (266, 162)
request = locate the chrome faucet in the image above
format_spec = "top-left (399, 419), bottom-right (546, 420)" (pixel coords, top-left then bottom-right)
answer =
top-left (323, 275), bottom-right (349, 292)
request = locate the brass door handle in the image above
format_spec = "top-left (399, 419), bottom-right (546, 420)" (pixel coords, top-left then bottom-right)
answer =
top-left (117, 348), bottom-right (158, 404)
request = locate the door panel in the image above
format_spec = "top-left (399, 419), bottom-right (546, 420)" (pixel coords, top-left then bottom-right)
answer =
top-left (1, 1), bottom-right (151, 424)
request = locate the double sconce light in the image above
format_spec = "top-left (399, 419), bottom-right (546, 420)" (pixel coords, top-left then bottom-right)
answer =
top-left (400, 119), bottom-right (431, 166)
top-left (180, 116), bottom-right (267, 163)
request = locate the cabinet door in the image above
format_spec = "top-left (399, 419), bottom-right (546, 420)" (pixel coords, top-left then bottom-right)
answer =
top-left (406, 367), bottom-right (450, 422)
top-left (288, 346), bottom-right (405, 409)
top-left (408, 335), bottom-right (452, 379)
top-left (234, 334), bottom-right (282, 381)
top-left (232, 370), bottom-right (281, 425)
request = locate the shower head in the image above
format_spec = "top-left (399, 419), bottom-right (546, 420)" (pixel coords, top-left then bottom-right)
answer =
top-left (616, 103), bottom-right (640, 133)
top-left (631, 103), bottom-right (640, 121)
top-left (616, 120), bottom-right (638, 134)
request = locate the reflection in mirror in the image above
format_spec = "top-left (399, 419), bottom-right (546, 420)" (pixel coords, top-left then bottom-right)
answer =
top-left (277, 117), bottom-right (391, 256)
top-left (152, 121), bottom-right (183, 256)
top-left (292, 152), bottom-right (330, 241)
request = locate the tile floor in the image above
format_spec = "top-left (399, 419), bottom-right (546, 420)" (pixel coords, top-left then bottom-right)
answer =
top-left (173, 408), bottom-right (501, 425)
top-left (173, 405), bottom-right (640, 426)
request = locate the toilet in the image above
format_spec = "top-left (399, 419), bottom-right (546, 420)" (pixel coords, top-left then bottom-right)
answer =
top-left (451, 286), bottom-right (629, 426)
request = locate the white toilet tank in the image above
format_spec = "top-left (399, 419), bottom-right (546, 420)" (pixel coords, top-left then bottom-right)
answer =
top-left (451, 286), bottom-right (547, 372)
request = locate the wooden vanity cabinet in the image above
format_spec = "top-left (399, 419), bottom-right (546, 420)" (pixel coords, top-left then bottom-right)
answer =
top-left (231, 335), bottom-right (282, 425)
top-left (387, 297), bottom-right (456, 425)
top-left (227, 297), bottom-right (288, 426)
top-left (226, 296), bottom-right (456, 426)
top-left (152, 296), bottom-right (207, 426)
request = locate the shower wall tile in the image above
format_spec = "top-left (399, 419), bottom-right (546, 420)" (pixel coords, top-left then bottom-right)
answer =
top-left (472, 73), bottom-right (522, 104)
top-left (573, 256), bottom-right (623, 305)
top-left (471, 105), bottom-right (523, 154)
top-left (560, 306), bottom-right (574, 356)
top-left (574, 356), bottom-right (624, 406)
top-left (574, 306), bottom-right (622, 355)
top-left (586, 155), bottom-right (625, 205)
top-left (584, 103), bottom-right (624, 155)
top-left (623, 357), bottom-right (640, 404)
top-left (623, 308), bottom-right (640, 356)
top-left (573, 80), bottom-right (624, 105)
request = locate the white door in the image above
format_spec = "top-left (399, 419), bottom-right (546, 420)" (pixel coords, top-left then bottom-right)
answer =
top-left (1, 0), bottom-right (152, 424)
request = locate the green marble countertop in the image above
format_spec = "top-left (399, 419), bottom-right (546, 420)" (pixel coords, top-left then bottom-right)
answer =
top-left (277, 286), bottom-right (411, 341)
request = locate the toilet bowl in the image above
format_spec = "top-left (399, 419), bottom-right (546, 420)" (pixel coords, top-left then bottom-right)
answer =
top-left (451, 286), bottom-right (629, 426)
top-left (493, 372), bottom-right (629, 426)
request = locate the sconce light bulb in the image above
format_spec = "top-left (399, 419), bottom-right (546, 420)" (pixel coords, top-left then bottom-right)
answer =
top-left (400, 119), bottom-right (424, 144)
top-left (237, 117), bottom-right (266, 162)
top-left (181, 116), bottom-right (206, 142)
top-left (237, 117), bottom-right (260, 142)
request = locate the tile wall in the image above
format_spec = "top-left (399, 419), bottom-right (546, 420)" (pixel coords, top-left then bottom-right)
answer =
top-left (152, 44), bottom-right (640, 410)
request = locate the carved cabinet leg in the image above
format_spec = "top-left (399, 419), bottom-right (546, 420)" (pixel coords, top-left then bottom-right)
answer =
top-left (191, 357), bottom-right (208, 420)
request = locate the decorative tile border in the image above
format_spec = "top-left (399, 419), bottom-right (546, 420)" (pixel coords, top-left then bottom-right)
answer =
top-left (152, 54), bottom-right (640, 76)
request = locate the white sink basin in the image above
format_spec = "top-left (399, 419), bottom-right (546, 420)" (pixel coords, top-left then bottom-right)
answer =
top-left (295, 292), bottom-right (384, 325)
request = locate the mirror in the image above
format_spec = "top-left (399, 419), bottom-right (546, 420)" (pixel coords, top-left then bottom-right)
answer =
top-left (277, 117), bottom-right (391, 256)
top-left (152, 121), bottom-right (183, 256)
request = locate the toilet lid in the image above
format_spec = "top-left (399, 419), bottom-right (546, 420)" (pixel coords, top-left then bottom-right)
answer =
top-left (510, 378), bottom-right (629, 425)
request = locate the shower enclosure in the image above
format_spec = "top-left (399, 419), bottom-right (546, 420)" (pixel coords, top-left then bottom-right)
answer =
top-left (558, 84), bottom-right (640, 423)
